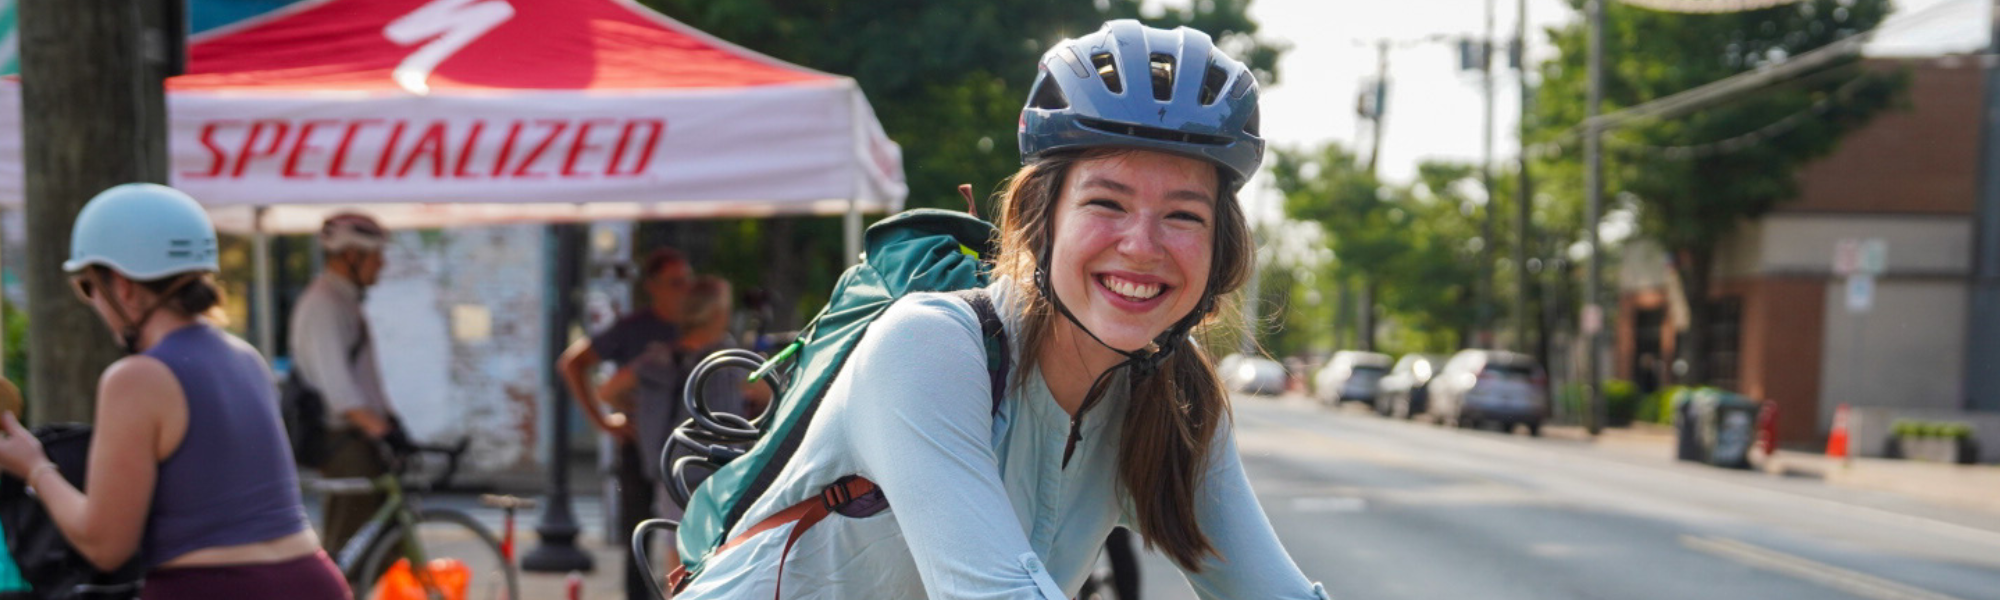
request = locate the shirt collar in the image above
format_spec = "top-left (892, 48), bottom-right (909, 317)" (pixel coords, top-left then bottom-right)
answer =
top-left (320, 271), bottom-right (363, 302)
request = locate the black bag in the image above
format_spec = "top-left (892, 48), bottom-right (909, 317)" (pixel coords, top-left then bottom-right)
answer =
top-left (279, 372), bottom-right (332, 469)
top-left (0, 424), bottom-right (144, 600)
top-left (280, 336), bottom-right (368, 469)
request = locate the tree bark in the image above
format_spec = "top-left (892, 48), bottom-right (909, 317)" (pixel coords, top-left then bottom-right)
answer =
top-left (1674, 246), bottom-right (1715, 387)
top-left (1358, 277), bottom-right (1377, 351)
top-left (19, 0), bottom-right (172, 423)
top-left (759, 217), bottom-right (805, 331)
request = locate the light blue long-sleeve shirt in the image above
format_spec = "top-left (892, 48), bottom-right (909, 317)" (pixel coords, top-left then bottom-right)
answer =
top-left (679, 279), bottom-right (1329, 599)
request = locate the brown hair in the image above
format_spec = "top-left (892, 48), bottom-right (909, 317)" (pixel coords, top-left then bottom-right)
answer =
top-left (85, 266), bottom-right (229, 324)
top-left (992, 148), bottom-right (1253, 571)
top-left (643, 247), bottom-right (688, 280)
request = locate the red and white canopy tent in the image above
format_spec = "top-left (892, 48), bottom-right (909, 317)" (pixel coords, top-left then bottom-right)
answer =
top-left (0, 0), bottom-right (906, 353)
top-left (1, 0), bottom-right (905, 231)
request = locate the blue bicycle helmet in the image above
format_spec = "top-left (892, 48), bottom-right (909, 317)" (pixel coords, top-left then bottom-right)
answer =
top-left (64, 183), bottom-right (218, 280)
top-left (1019, 20), bottom-right (1263, 188)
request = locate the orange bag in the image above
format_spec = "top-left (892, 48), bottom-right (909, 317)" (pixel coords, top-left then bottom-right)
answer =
top-left (372, 558), bottom-right (470, 600)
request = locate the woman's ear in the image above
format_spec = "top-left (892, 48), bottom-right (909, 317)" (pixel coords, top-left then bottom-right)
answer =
top-left (111, 273), bottom-right (139, 307)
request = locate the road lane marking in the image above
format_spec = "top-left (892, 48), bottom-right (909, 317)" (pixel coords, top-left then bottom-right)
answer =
top-left (1681, 535), bottom-right (1967, 600)
top-left (1290, 496), bottom-right (1368, 513)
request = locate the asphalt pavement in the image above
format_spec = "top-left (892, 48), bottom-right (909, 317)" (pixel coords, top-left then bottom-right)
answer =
top-left (329, 392), bottom-right (2000, 599)
top-left (1120, 393), bottom-right (2000, 600)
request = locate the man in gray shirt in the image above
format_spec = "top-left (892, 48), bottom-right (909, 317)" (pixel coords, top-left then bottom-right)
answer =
top-left (290, 212), bottom-right (403, 553)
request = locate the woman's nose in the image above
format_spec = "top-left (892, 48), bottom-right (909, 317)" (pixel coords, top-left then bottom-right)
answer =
top-left (1115, 218), bottom-right (1167, 261)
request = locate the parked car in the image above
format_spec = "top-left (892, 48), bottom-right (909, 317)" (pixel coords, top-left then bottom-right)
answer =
top-left (1377, 353), bottom-right (1446, 419)
top-left (1313, 351), bottom-right (1393, 407)
top-left (1219, 353), bottom-right (1288, 396)
top-left (1426, 350), bottom-right (1549, 435)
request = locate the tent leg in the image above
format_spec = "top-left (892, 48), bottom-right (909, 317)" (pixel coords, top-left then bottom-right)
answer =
top-left (845, 196), bottom-right (862, 267)
top-left (253, 206), bottom-right (276, 359)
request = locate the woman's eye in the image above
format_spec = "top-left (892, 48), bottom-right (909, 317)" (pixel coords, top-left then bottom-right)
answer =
top-left (1170, 211), bottom-right (1208, 225)
top-left (1085, 199), bottom-right (1123, 211)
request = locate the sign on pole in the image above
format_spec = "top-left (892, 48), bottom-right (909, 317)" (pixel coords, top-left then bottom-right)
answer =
top-left (1846, 274), bottom-right (1874, 313)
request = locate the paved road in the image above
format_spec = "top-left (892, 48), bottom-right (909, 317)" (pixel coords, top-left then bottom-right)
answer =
top-left (1120, 394), bottom-right (2000, 600)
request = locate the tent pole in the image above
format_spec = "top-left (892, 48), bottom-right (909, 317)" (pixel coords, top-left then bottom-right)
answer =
top-left (253, 206), bottom-right (276, 359)
top-left (845, 197), bottom-right (862, 267)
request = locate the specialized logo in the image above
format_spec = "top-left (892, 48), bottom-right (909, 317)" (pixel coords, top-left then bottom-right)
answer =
top-left (383, 0), bottom-right (517, 95)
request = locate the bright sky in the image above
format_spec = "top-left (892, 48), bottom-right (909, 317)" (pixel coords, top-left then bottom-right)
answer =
top-left (1231, 0), bottom-right (1989, 220)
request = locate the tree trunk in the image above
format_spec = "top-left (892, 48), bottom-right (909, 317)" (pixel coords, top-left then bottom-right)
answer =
top-left (1330, 279), bottom-right (1347, 351)
top-left (759, 217), bottom-right (805, 331)
top-left (1675, 246), bottom-right (1715, 387)
top-left (19, 0), bottom-right (172, 423)
top-left (1358, 277), bottom-right (1377, 351)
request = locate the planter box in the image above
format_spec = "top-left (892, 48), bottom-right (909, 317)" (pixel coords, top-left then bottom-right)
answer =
top-left (1895, 437), bottom-right (1980, 465)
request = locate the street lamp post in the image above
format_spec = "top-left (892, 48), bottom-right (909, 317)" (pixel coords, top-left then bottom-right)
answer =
top-left (523, 223), bottom-right (595, 573)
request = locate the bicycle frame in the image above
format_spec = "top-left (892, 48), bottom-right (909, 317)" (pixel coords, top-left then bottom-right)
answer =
top-left (351, 473), bottom-right (453, 595)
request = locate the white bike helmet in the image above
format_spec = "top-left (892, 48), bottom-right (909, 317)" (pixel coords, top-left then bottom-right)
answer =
top-left (320, 213), bottom-right (387, 253)
top-left (63, 183), bottom-right (219, 280)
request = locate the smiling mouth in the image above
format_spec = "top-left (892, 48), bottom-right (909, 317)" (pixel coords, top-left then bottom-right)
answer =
top-left (1097, 274), bottom-right (1166, 302)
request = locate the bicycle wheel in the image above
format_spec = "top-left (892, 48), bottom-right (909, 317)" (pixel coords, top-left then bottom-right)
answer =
top-left (354, 508), bottom-right (520, 600)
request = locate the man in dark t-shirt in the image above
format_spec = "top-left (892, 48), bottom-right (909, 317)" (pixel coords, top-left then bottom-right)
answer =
top-left (556, 248), bottom-right (690, 600)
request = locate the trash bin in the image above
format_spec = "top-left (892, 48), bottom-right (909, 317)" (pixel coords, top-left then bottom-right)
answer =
top-left (1673, 389), bottom-right (1706, 462)
top-left (1706, 390), bottom-right (1761, 469)
top-left (1674, 388), bottom-right (1761, 469)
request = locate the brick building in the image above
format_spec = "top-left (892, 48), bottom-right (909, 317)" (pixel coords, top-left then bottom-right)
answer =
top-left (1615, 57), bottom-right (1998, 457)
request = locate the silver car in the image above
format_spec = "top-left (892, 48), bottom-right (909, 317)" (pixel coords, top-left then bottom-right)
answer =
top-left (1426, 350), bottom-right (1549, 435)
top-left (1313, 351), bottom-right (1393, 407)
top-left (1219, 353), bottom-right (1288, 396)
top-left (1377, 353), bottom-right (1446, 419)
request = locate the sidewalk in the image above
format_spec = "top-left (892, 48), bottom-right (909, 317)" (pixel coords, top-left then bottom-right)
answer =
top-left (1547, 423), bottom-right (2000, 515)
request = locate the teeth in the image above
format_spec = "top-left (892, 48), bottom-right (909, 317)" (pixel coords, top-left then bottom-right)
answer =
top-left (1101, 275), bottom-right (1162, 300)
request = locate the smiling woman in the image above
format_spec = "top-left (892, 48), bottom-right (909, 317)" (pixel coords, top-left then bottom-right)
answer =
top-left (673, 20), bottom-right (1325, 600)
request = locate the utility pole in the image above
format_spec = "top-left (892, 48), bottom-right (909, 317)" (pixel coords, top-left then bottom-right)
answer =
top-left (1479, 0), bottom-right (1498, 350)
top-left (1514, 0), bottom-right (1533, 354)
top-left (1964, 0), bottom-right (2000, 412)
top-left (1584, 0), bottom-right (1607, 435)
top-left (1359, 40), bottom-right (1390, 352)
top-left (1366, 40), bottom-right (1389, 176)
top-left (19, 0), bottom-right (176, 422)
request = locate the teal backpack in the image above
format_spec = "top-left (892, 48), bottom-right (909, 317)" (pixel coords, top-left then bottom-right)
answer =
top-left (640, 208), bottom-right (1013, 597)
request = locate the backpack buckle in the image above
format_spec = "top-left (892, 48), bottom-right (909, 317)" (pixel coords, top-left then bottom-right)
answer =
top-left (820, 476), bottom-right (888, 518)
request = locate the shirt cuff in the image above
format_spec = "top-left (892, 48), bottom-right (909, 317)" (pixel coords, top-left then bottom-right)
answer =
top-left (1016, 552), bottom-right (1066, 600)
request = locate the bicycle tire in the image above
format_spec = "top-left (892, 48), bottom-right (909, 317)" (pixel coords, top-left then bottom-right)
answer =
top-left (353, 508), bottom-right (520, 600)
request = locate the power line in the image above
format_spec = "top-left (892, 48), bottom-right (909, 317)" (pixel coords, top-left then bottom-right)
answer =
top-left (1521, 0), bottom-right (1969, 159)
top-left (1617, 0), bottom-right (1813, 14)
top-left (1606, 70), bottom-right (1873, 159)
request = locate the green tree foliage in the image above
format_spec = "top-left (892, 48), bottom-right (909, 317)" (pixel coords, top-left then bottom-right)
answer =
top-left (1270, 144), bottom-right (1488, 358)
top-left (1531, 0), bottom-right (1906, 384)
top-left (638, 0), bottom-right (1284, 326)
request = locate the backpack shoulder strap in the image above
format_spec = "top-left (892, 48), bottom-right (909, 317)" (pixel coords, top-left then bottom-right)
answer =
top-left (950, 289), bottom-right (1011, 415)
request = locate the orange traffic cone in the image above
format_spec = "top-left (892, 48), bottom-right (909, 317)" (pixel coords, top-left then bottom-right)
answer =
top-left (1826, 403), bottom-right (1851, 462)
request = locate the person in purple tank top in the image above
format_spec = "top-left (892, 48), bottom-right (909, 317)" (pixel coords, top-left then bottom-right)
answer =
top-left (0, 184), bottom-right (348, 600)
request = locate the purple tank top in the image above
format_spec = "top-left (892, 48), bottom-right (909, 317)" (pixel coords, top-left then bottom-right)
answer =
top-left (142, 324), bottom-right (310, 568)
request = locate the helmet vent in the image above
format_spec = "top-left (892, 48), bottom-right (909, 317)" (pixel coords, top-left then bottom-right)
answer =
top-left (1090, 52), bottom-right (1123, 94)
top-left (1199, 63), bottom-right (1228, 106)
top-left (1078, 118), bottom-right (1232, 147)
top-left (1028, 75), bottom-right (1069, 110)
top-left (1148, 53), bottom-right (1176, 101)
top-left (1228, 71), bottom-right (1254, 100)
